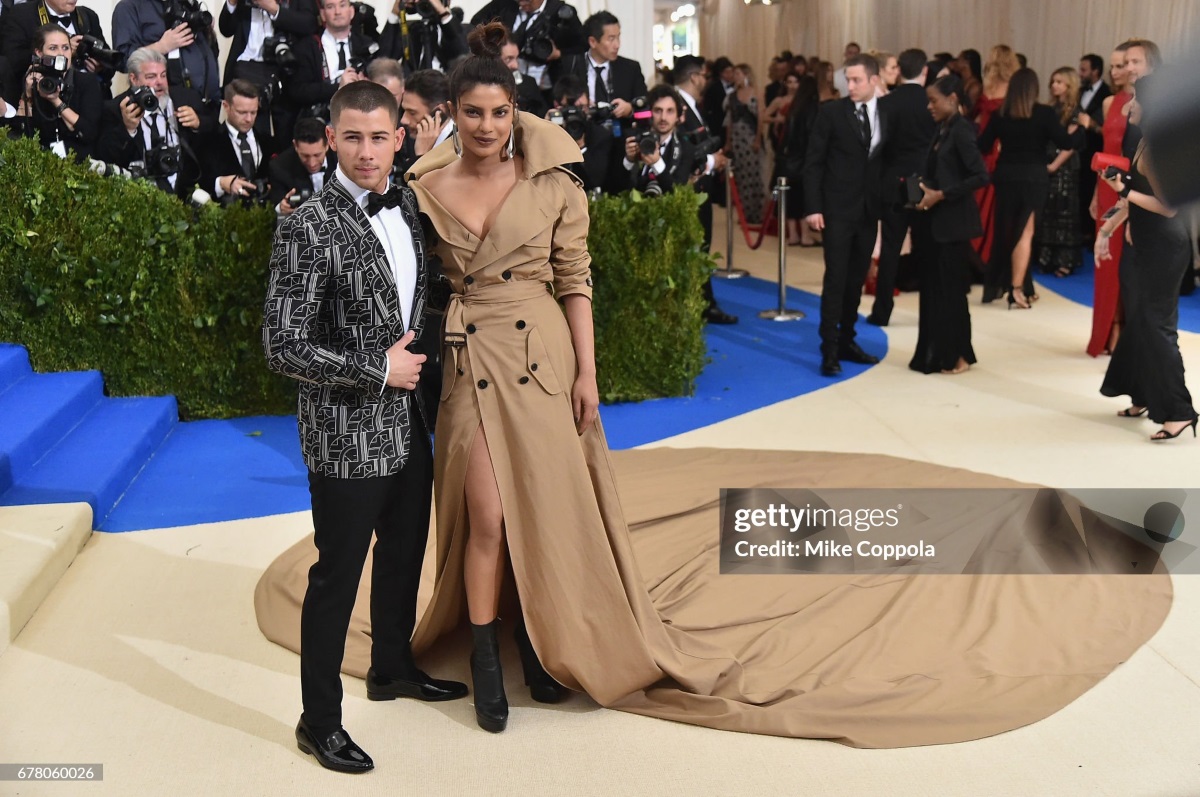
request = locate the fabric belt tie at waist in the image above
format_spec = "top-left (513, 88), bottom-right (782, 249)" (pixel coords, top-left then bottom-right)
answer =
top-left (443, 280), bottom-right (553, 373)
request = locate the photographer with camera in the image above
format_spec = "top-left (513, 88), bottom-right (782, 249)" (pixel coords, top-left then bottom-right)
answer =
top-left (471, 0), bottom-right (583, 99)
top-left (112, 0), bottom-right (221, 104)
top-left (218, 0), bottom-right (317, 141)
top-left (544, 73), bottom-right (606, 192)
top-left (365, 55), bottom-right (403, 105)
top-left (267, 115), bottom-right (335, 215)
top-left (621, 84), bottom-right (696, 199)
top-left (7, 23), bottom-right (102, 160)
top-left (501, 33), bottom-right (545, 118)
top-left (671, 54), bottom-right (736, 324)
top-left (380, 0), bottom-right (464, 73)
top-left (398, 66), bottom-right (449, 169)
top-left (96, 46), bottom-right (213, 196)
top-left (0, 0), bottom-right (118, 101)
top-left (201, 77), bottom-right (274, 204)
top-left (284, 0), bottom-right (376, 122)
top-left (559, 11), bottom-right (643, 120)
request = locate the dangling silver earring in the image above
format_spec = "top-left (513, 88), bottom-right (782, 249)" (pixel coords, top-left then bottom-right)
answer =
top-left (501, 127), bottom-right (515, 161)
top-left (452, 128), bottom-right (462, 157)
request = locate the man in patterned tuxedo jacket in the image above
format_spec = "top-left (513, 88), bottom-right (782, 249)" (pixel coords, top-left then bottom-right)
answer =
top-left (263, 80), bottom-right (466, 775)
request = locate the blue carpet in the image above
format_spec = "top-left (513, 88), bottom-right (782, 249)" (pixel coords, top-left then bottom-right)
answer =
top-left (1033, 250), bottom-right (1200, 333)
top-left (101, 276), bottom-right (885, 532)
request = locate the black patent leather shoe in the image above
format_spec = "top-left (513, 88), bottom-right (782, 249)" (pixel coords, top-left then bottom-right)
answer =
top-left (865, 314), bottom-right (888, 327)
top-left (366, 667), bottom-right (469, 702)
top-left (295, 720), bottom-right (373, 774)
top-left (820, 353), bottom-right (842, 376)
top-left (704, 305), bottom-right (739, 325)
top-left (838, 342), bottom-right (880, 365)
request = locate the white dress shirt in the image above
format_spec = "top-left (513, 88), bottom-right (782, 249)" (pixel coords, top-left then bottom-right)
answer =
top-left (321, 29), bottom-right (351, 83)
top-left (130, 97), bottom-right (179, 189)
top-left (215, 122), bottom-right (263, 196)
top-left (1080, 82), bottom-right (1100, 111)
top-left (855, 95), bottom-right (881, 155)
top-left (587, 54), bottom-right (610, 104)
top-left (514, 8), bottom-right (548, 89)
top-left (228, 1), bottom-right (278, 62)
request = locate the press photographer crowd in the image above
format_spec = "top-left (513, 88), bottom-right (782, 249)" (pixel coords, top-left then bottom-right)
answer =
top-left (0, 0), bottom-right (1197, 425)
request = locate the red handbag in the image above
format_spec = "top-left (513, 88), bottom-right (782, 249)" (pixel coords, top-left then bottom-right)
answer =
top-left (1091, 152), bottom-right (1130, 173)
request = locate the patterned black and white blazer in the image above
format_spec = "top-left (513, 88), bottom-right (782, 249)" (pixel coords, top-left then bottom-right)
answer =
top-left (263, 176), bottom-right (433, 479)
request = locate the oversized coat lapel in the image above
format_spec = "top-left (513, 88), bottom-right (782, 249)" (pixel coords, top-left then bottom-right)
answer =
top-left (465, 177), bottom-right (555, 275)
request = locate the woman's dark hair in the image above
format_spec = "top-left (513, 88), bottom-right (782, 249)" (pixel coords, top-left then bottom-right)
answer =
top-left (786, 75), bottom-right (819, 126)
top-left (930, 74), bottom-right (964, 106)
top-left (1131, 73), bottom-right (1157, 126)
top-left (448, 21), bottom-right (516, 104)
top-left (1000, 67), bottom-right (1038, 119)
top-left (959, 49), bottom-right (982, 81)
top-left (33, 23), bottom-right (69, 51)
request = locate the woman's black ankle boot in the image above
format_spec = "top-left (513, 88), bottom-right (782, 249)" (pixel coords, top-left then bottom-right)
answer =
top-left (514, 618), bottom-right (566, 704)
top-left (470, 620), bottom-right (508, 732)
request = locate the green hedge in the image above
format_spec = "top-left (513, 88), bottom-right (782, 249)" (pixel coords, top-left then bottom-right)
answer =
top-left (589, 188), bottom-right (712, 403)
top-left (0, 136), bottom-right (710, 417)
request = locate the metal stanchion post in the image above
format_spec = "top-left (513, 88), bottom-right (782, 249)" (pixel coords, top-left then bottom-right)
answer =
top-left (758, 176), bottom-right (805, 321)
top-left (713, 163), bottom-right (748, 279)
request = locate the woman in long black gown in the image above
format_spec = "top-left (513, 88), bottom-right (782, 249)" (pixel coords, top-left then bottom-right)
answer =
top-left (1098, 77), bottom-right (1198, 441)
top-left (910, 75), bottom-right (990, 374)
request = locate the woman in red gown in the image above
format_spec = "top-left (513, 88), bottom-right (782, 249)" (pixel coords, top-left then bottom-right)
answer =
top-left (973, 45), bottom-right (1021, 301)
top-left (1085, 48), bottom-right (1133, 356)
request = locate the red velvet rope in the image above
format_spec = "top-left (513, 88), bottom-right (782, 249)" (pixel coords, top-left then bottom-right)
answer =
top-left (727, 170), bottom-right (778, 250)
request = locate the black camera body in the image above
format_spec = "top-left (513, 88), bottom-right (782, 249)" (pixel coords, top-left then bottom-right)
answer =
top-left (547, 105), bottom-right (588, 141)
top-left (75, 35), bottom-right (123, 70)
top-left (405, 0), bottom-right (436, 16)
top-left (679, 126), bottom-right (721, 173)
top-left (1102, 165), bottom-right (1129, 182)
top-left (519, 3), bottom-right (577, 65)
top-left (351, 1), bottom-right (379, 41)
top-left (164, 0), bottom-right (213, 35)
top-left (145, 143), bottom-right (182, 177)
top-left (128, 85), bottom-right (160, 112)
top-left (628, 96), bottom-right (658, 157)
top-left (263, 35), bottom-right (297, 74)
top-left (30, 54), bottom-right (68, 95)
top-left (287, 188), bottom-right (314, 208)
top-left (348, 41), bottom-right (381, 73)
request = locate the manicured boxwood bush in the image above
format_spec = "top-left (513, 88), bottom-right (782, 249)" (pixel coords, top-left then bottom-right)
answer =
top-left (0, 136), bottom-right (711, 417)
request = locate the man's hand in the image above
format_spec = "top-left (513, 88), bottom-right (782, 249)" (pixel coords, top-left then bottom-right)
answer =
top-left (280, 189), bottom-right (299, 214)
top-left (83, 57), bottom-right (102, 73)
top-left (642, 148), bottom-right (661, 167)
top-left (623, 137), bottom-right (641, 162)
top-left (70, 34), bottom-right (82, 57)
top-left (712, 151), bottom-right (729, 172)
top-left (120, 96), bottom-right (145, 132)
top-left (805, 212), bottom-right (825, 231)
top-left (427, 0), bottom-right (448, 15)
top-left (338, 67), bottom-right (361, 87)
top-left (176, 105), bottom-right (200, 129)
top-left (1078, 111), bottom-right (1093, 130)
top-left (156, 23), bottom-right (195, 52)
top-left (252, 0), bottom-right (281, 14)
top-left (413, 110), bottom-right (443, 156)
top-left (548, 44), bottom-right (562, 62)
top-left (610, 98), bottom-right (632, 118)
top-left (222, 175), bottom-right (258, 196)
top-left (385, 330), bottom-right (426, 390)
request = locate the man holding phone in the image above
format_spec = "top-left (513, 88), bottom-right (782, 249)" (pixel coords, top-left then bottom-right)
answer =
top-left (398, 68), bottom-right (450, 170)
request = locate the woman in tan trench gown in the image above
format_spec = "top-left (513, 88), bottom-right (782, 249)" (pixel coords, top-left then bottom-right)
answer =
top-left (256, 26), bottom-right (1175, 748)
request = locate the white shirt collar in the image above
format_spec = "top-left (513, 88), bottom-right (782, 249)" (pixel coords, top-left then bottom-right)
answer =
top-left (226, 122), bottom-right (253, 140)
top-left (587, 53), bottom-right (608, 70)
top-left (336, 165), bottom-right (383, 207)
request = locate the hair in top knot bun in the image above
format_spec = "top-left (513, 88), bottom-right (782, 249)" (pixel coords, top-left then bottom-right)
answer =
top-left (468, 21), bottom-right (507, 60)
top-left (450, 21), bottom-right (517, 104)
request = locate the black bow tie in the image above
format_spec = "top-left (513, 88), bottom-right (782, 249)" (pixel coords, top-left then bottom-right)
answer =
top-left (365, 185), bottom-right (403, 217)
top-left (53, 13), bottom-right (72, 26)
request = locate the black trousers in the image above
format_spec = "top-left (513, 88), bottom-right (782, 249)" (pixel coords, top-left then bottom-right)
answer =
top-left (819, 216), bottom-right (877, 354)
top-left (874, 201), bottom-right (917, 322)
top-left (300, 419), bottom-right (433, 733)
top-left (698, 195), bottom-right (718, 309)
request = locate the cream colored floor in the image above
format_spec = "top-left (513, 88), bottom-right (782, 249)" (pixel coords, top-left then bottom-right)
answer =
top-left (2, 208), bottom-right (1199, 797)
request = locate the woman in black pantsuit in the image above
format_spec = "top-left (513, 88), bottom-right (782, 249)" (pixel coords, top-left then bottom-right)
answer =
top-left (1098, 78), bottom-right (1198, 441)
top-left (977, 68), bottom-right (1083, 308)
top-left (909, 75), bottom-right (990, 375)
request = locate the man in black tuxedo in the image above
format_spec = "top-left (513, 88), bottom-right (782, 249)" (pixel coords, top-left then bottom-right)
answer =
top-left (673, 54), bottom-right (736, 324)
top-left (1076, 53), bottom-right (1111, 245)
top-left (547, 74), bottom-right (608, 193)
top-left (559, 11), bottom-right (644, 120)
top-left (284, 0), bottom-right (377, 122)
top-left (870, 48), bottom-right (934, 326)
top-left (471, 0), bottom-right (584, 100)
top-left (200, 78), bottom-right (276, 204)
top-left (621, 84), bottom-right (695, 196)
top-left (268, 115), bottom-right (336, 212)
top-left (0, 0), bottom-right (116, 100)
top-left (804, 53), bottom-right (887, 376)
top-left (379, 0), bottom-right (465, 73)
top-left (263, 80), bottom-right (467, 775)
top-left (95, 46), bottom-right (214, 197)
top-left (501, 34), bottom-right (545, 118)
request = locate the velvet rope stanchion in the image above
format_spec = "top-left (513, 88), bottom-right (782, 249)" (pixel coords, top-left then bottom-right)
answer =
top-left (714, 165), bottom-right (749, 279)
top-left (758, 177), bottom-right (804, 322)
top-left (728, 168), bottom-right (778, 251)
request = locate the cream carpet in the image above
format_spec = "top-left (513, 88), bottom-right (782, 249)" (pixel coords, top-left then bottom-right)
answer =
top-left (1, 208), bottom-right (1199, 796)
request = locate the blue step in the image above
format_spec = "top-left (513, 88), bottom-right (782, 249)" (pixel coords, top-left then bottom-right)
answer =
top-left (0, 370), bottom-right (104, 495)
top-left (0, 396), bottom-right (177, 525)
top-left (0, 343), bottom-right (32, 395)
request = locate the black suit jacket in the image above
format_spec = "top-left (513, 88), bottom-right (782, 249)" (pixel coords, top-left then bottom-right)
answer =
top-left (267, 145), bottom-right (336, 205)
top-left (0, 1), bottom-right (114, 100)
top-left (379, 11), bottom-right (465, 73)
top-left (701, 79), bottom-right (730, 143)
top-left (1080, 80), bottom-right (1111, 158)
top-left (217, 0), bottom-right (318, 86)
top-left (879, 82), bottom-right (936, 205)
top-left (514, 71), bottom-right (546, 118)
top-left (560, 53), bottom-right (646, 105)
top-left (285, 30), bottom-right (375, 110)
top-left (263, 176), bottom-right (434, 478)
top-left (95, 85), bottom-right (215, 197)
top-left (925, 115), bottom-right (989, 242)
top-left (628, 133), bottom-right (695, 195)
top-left (3, 68), bottom-right (103, 160)
top-left (200, 124), bottom-right (275, 196)
top-left (472, 0), bottom-right (584, 84)
top-left (803, 97), bottom-right (888, 224)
